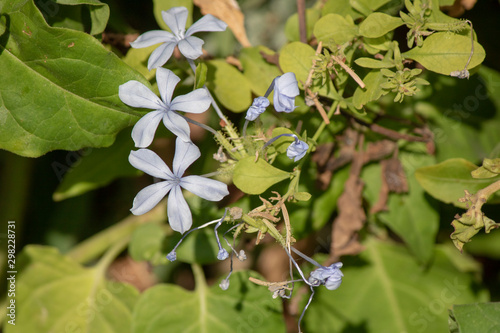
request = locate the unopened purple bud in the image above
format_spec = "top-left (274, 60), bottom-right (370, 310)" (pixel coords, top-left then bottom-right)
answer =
top-left (219, 278), bottom-right (230, 290)
top-left (217, 248), bottom-right (229, 260)
top-left (287, 139), bottom-right (309, 162)
top-left (308, 262), bottom-right (343, 290)
top-left (166, 251), bottom-right (177, 262)
top-left (245, 97), bottom-right (270, 121)
top-left (274, 73), bottom-right (299, 113)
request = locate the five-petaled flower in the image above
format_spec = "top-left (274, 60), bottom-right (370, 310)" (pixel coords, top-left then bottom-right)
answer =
top-left (273, 72), bottom-right (300, 113)
top-left (119, 67), bottom-right (211, 146)
top-left (130, 6), bottom-right (227, 70)
top-left (129, 138), bottom-right (229, 234)
top-left (308, 262), bottom-right (343, 290)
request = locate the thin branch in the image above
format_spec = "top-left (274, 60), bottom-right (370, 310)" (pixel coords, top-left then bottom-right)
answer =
top-left (297, 0), bottom-right (307, 43)
top-left (331, 55), bottom-right (365, 88)
top-left (303, 42), bottom-right (330, 124)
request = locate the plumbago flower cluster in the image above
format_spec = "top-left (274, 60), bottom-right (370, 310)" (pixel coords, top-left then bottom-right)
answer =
top-left (119, 6), bottom-right (343, 331)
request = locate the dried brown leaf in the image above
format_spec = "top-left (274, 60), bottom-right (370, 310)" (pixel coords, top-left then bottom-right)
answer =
top-left (194, 0), bottom-right (251, 47)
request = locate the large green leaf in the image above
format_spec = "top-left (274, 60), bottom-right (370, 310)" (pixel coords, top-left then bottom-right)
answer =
top-left (313, 13), bottom-right (358, 45)
top-left (53, 128), bottom-right (140, 201)
top-left (233, 156), bottom-right (290, 195)
top-left (359, 12), bottom-right (403, 38)
top-left (415, 158), bottom-right (500, 208)
top-left (5, 245), bottom-right (139, 333)
top-left (37, 0), bottom-right (110, 35)
top-left (206, 60), bottom-right (252, 113)
top-left (449, 303), bottom-right (500, 333)
top-left (0, 0), bottom-right (148, 157)
top-left (321, 0), bottom-right (363, 20)
top-left (304, 238), bottom-right (487, 333)
top-left (132, 269), bottom-right (284, 333)
top-left (419, 67), bottom-right (500, 163)
top-left (374, 153), bottom-right (439, 264)
top-left (403, 32), bottom-right (485, 76)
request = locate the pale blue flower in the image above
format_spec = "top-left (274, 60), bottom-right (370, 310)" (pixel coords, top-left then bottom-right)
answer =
top-left (119, 68), bottom-right (211, 146)
top-left (129, 138), bottom-right (229, 234)
top-left (273, 72), bottom-right (300, 113)
top-left (245, 96), bottom-right (270, 121)
top-left (130, 7), bottom-right (227, 70)
top-left (308, 262), bottom-right (344, 290)
top-left (287, 138), bottom-right (309, 162)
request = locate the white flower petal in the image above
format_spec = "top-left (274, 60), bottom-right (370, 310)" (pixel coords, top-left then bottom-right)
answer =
top-left (162, 7), bottom-right (188, 38)
top-left (131, 110), bottom-right (165, 148)
top-left (162, 110), bottom-right (191, 142)
top-left (131, 181), bottom-right (173, 215)
top-left (181, 175), bottom-right (229, 201)
top-left (173, 138), bottom-right (200, 176)
top-left (186, 14), bottom-right (227, 36)
top-left (156, 68), bottom-right (181, 105)
top-left (276, 72), bottom-right (300, 97)
top-left (130, 30), bottom-right (175, 48)
top-left (177, 36), bottom-right (204, 59)
top-left (147, 42), bottom-right (177, 70)
top-left (129, 149), bottom-right (174, 179)
top-left (119, 81), bottom-right (162, 110)
top-left (167, 185), bottom-right (192, 234)
top-left (171, 88), bottom-right (211, 114)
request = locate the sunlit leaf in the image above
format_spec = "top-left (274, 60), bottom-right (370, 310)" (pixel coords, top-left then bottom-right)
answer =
top-left (403, 32), bottom-right (485, 76)
top-left (0, 0), bottom-right (149, 157)
top-left (6, 246), bottom-right (139, 333)
top-left (304, 238), bottom-right (487, 332)
top-left (233, 156), bottom-right (290, 195)
top-left (132, 270), bottom-right (284, 333)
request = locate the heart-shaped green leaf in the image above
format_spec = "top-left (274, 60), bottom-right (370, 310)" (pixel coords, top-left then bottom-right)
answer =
top-left (0, 0), bottom-right (149, 157)
top-left (233, 156), bottom-right (290, 195)
top-left (6, 245), bottom-right (139, 333)
top-left (132, 268), bottom-right (284, 333)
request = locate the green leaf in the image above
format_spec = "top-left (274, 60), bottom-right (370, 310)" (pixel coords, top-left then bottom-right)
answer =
top-left (6, 245), bottom-right (139, 333)
top-left (239, 46), bottom-right (282, 98)
top-left (279, 42), bottom-right (339, 100)
top-left (359, 12), bottom-right (403, 38)
top-left (448, 303), bottom-right (500, 333)
top-left (354, 57), bottom-right (395, 69)
top-left (153, 0), bottom-right (193, 31)
top-left (305, 238), bottom-right (487, 333)
top-left (194, 62), bottom-right (207, 89)
top-left (0, 0), bottom-right (149, 157)
top-left (53, 128), bottom-right (140, 201)
top-left (352, 70), bottom-right (388, 108)
top-left (132, 269), bottom-right (284, 333)
top-left (321, 0), bottom-right (363, 20)
top-left (403, 32), bottom-right (485, 76)
top-left (284, 8), bottom-right (320, 42)
top-left (37, 0), bottom-right (110, 35)
top-left (129, 223), bottom-right (168, 264)
top-left (414, 67), bottom-right (500, 163)
top-left (377, 153), bottom-right (439, 264)
top-left (233, 156), bottom-right (290, 195)
top-left (313, 14), bottom-right (358, 45)
top-left (206, 60), bottom-right (252, 113)
top-left (415, 158), bottom-right (500, 208)
top-left (472, 158), bottom-right (500, 179)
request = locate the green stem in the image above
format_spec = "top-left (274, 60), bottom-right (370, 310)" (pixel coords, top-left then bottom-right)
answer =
top-left (311, 99), bottom-right (341, 143)
top-left (66, 203), bottom-right (166, 264)
top-left (242, 214), bottom-right (286, 248)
